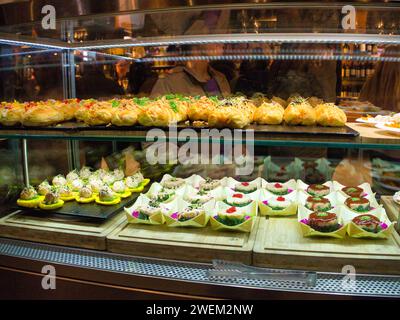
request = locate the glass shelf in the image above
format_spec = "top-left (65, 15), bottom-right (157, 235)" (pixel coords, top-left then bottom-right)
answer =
top-left (0, 127), bottom-right (399, 150)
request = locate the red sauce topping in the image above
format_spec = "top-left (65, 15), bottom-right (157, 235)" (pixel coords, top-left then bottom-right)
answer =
top-left (226, 207), bottom-right (237, 213)
top-left (274, 183), bottom-right (282, 188)
top-left (233, 193), bottom-right (243, 198)
top-left (241, 182), bottom-right (249, 186)
top-left (277, 196), bottom-right (286, 201)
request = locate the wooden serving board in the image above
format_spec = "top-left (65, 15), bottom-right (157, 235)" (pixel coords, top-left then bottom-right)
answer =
top-left (107, 218), bottom-right (260, 264)
top-left (0, 210), bottom-right (125, 250)
top-left (253, 218), bottom-right (400, 275)
top-left (347, 123), bottom-right (400, 145)
top-left (381, 196), bottom-right (400, 223)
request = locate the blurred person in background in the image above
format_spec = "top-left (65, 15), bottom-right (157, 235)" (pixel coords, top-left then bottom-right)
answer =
top-left (150, 44), bottom-right (231, 97)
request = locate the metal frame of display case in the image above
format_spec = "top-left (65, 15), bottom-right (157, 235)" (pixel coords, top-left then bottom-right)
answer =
top-left (0, 1), bottom-right (400, 299)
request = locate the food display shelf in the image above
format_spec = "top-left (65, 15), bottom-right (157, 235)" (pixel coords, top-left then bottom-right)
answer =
top-left (1, 125), bottom-right (400, 149)
top-left (0, 237), bottom-right (399, 299)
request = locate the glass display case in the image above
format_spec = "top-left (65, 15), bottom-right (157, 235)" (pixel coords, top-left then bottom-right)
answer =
top-left (1, 1), bottom-right (400, 299)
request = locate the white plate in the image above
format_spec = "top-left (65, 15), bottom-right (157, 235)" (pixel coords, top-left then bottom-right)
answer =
top-left (356, 118), bottom-right (378, 126)
top-left (375, 123), bottom-right (400, 134)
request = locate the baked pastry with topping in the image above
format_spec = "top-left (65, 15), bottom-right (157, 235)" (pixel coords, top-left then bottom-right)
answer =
top-left (305, 196), bottom-right (332, 212)
top-left (22, 102), bottom-right (65, 127)
top-left (342, 186), bottom-right (364, 198)
top-left (315, 103), bottom-right (347, 127)
top-left (307, 184), bottom-right (330, 197)
top-left (110, 99), bottom-right (139, 126)
top-left (0, 101), bottom-right (25, 126)
top-left (308, 211), bottom-right (340, 232)
top-left (187, 96), bottom-right (218, 122)
top-left (345, 197), bottom-right (371, 212)
top-left (283, 97), bottom-right (316, 126)
top-left (253, 102), bottom-right (284, 125)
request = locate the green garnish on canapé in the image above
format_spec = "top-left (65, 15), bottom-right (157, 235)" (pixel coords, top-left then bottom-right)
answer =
top-left (169, 101), bottom-right (178, 113)
top-left (111, 100), bottom-right (120, 108)
top-left (316, 212), bottom-right (329, 217)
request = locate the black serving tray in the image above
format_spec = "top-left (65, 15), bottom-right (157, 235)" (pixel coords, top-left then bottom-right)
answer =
top-left (0, 121), bottom-right (359, 137)
top-left (15, 192), bottom-right (140, 221)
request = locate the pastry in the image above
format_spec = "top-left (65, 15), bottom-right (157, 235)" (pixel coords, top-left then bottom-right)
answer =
top-left (352, 214), bottom-right (382, 233)
top-left (224, 193), bottom-right (252, 207)
top-left (110, 99), bottom-right (139, 126)
top-left (271, 96), bottom-right (287, 108)
top-left (342, 186), bottom-right (364, 198)
top-left (39, 191), bottom-right (64, 210)
top-left (234, 182), bottom-right (258, 194)
top-left (315, 103), bottom-right (347, 127)
top-left (308, 96), bottom-right (324, 108)
top-left (75, 100), bottom-right (114, 126)
top-left (137, 98), bottom-right (178, 126)
top-left (17, 186), bottom-right (41, 208)
top-left (307, 184), bottom-right (330, 197)
top-left (22, 102), bottom-right (65, 127)
top-left (208, 97), bottom-right (254, 129)
top-left (305, 196), bottom-right (332, 212)
top-left (0, 101), bottom-right (25, 126)
top-left (102, 172), bottom-right (116, 185)
top-left (284, 97), bottom-right (316, 126)
top-left (308, 211), bottom-right (340, 232)
top-left (345, 197), bottom-right (371, 212)
top-left (253, 101), bottom-right (284, 125)
top-left (188, 96), bottom-right (218, 121)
